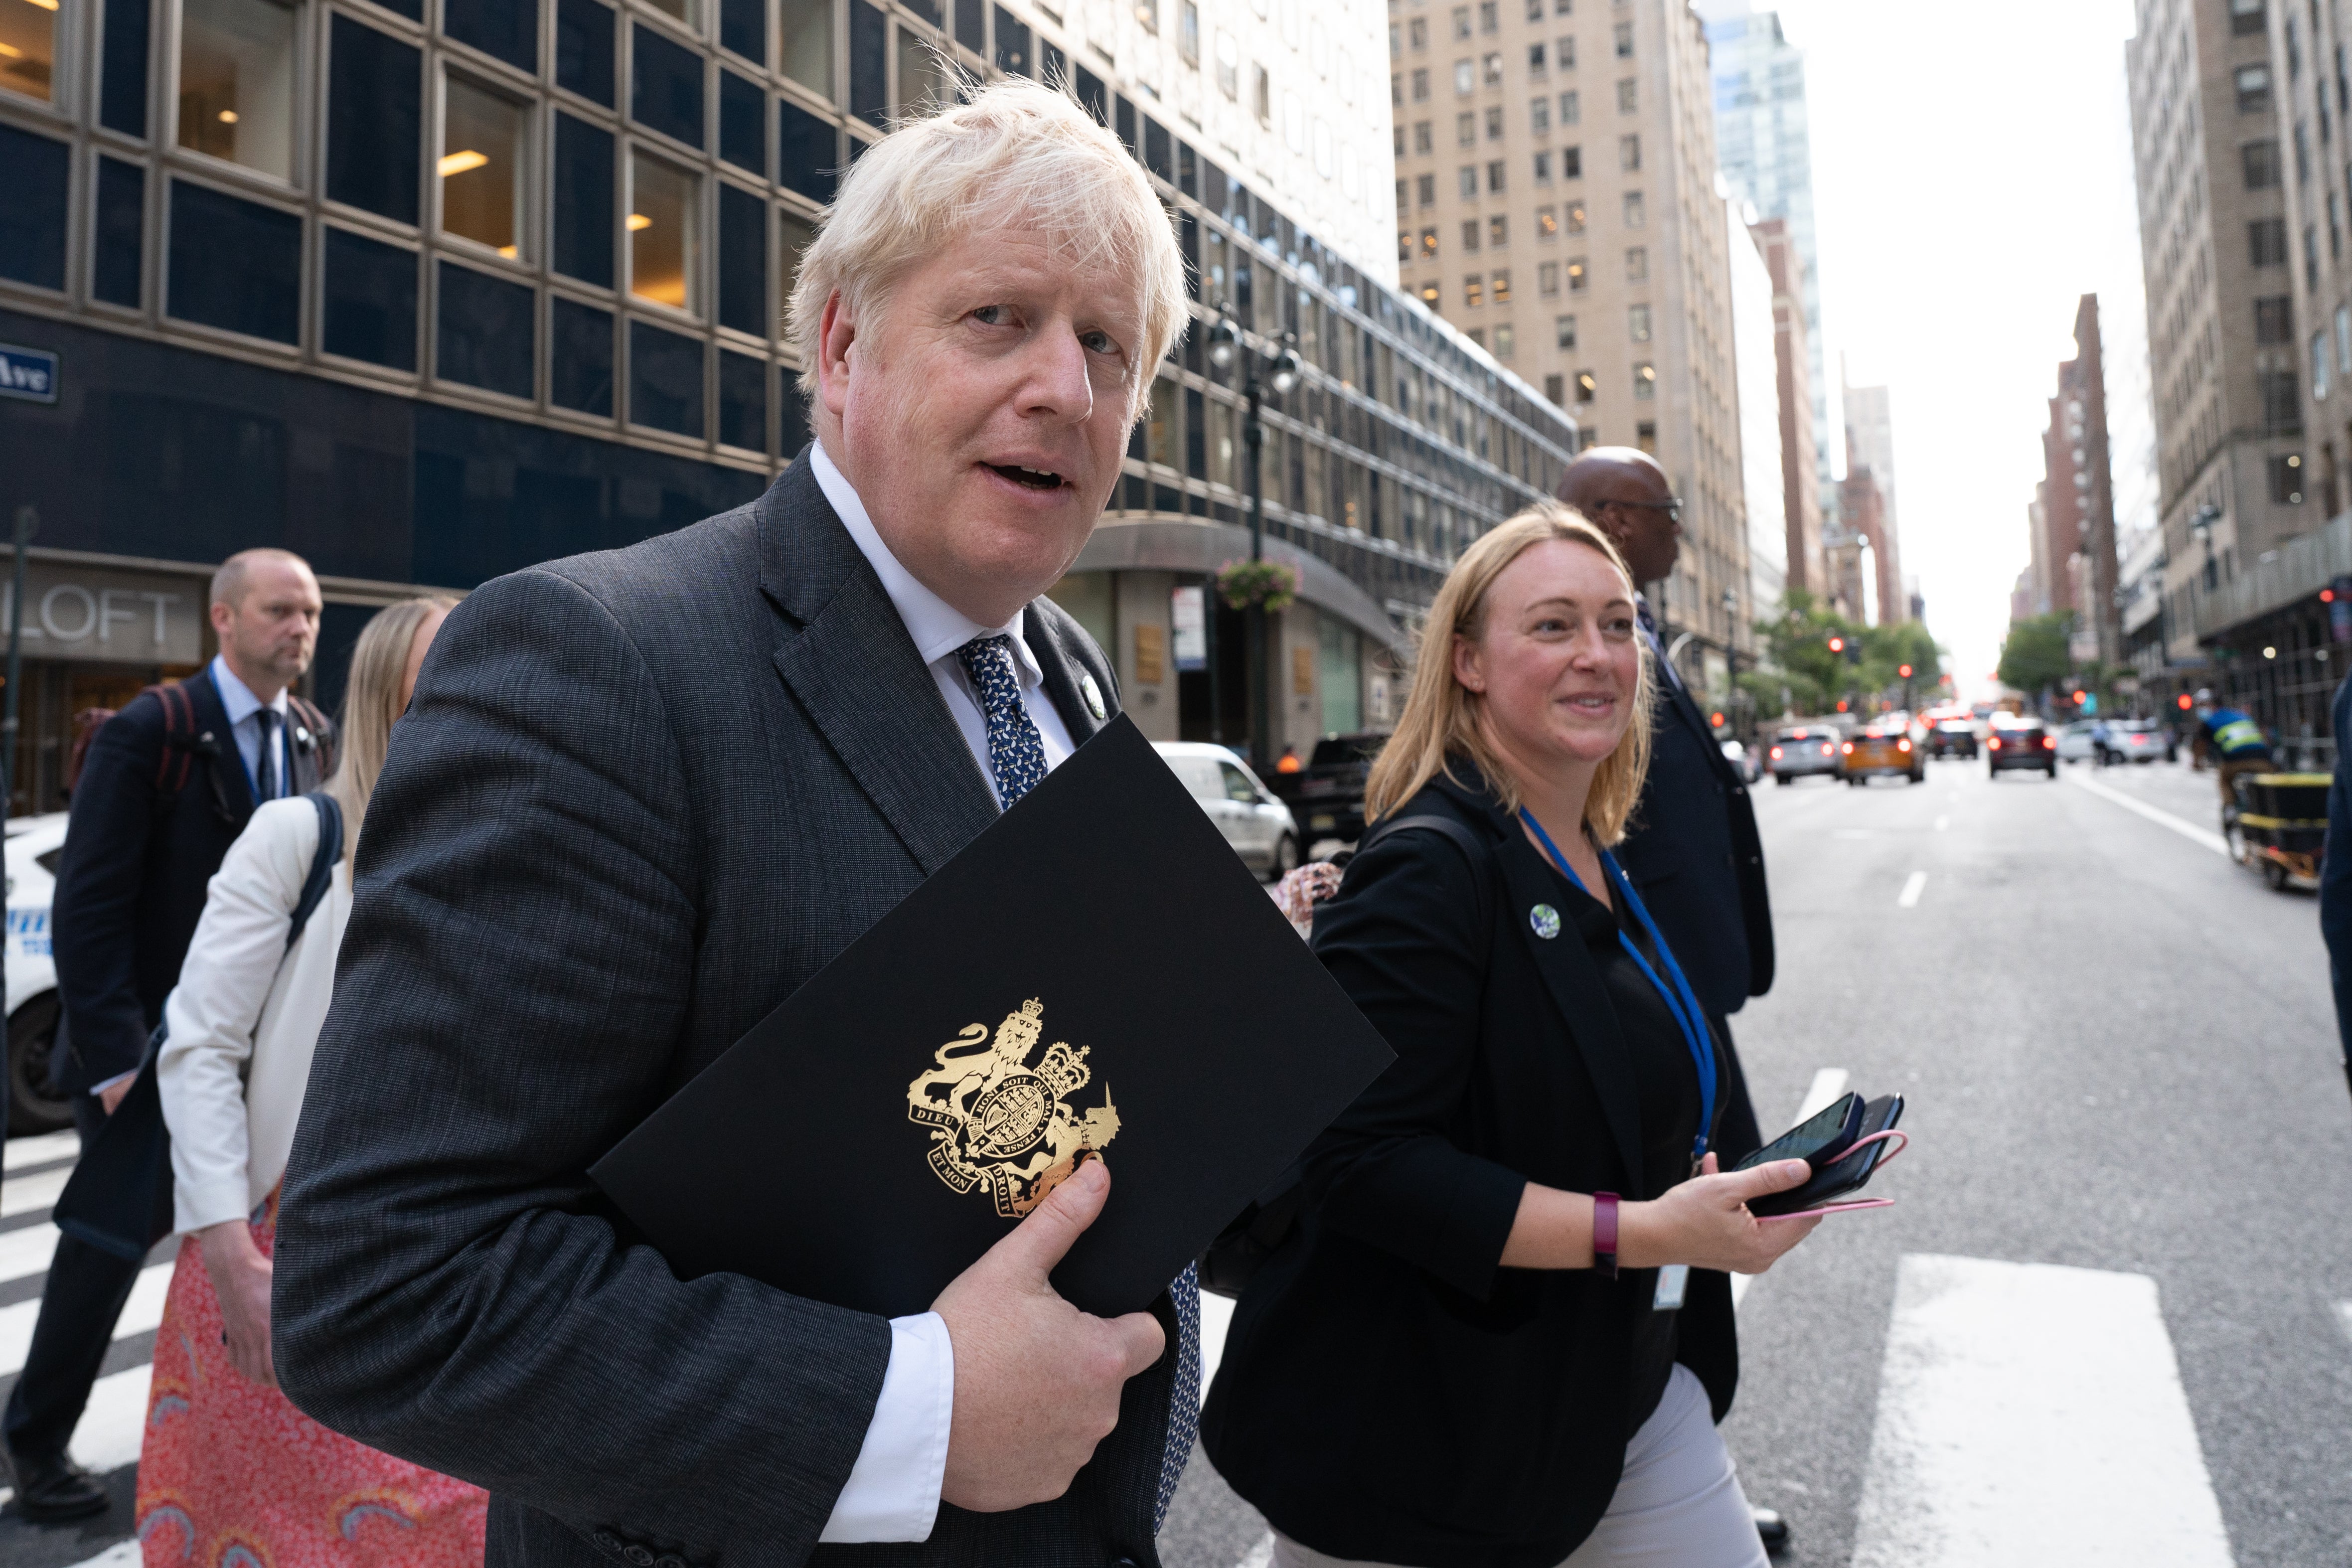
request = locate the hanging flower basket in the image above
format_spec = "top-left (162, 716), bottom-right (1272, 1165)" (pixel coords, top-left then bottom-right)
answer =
top-left (1217, 559), bottom-right (1298, 614)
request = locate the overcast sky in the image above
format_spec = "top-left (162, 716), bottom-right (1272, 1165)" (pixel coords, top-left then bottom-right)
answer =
top-left (1761, 0), bottom-right (2149, 698)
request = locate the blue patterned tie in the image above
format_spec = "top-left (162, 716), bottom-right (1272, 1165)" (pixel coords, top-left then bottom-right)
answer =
top-left (952, 632), bottom-right (1202, 1529)
top-left (1636, 599), bottom-right (1684, 694)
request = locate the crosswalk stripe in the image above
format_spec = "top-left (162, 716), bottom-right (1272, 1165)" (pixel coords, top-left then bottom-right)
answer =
top-left (3, 1165), bottom-right (74, 1219)
top-left (0, 1223), bottom-right (61, 1288)
top-left (67, 1365), bottom-right (153, 1476)
top-left (60, 1543), bottom-right (139, 1568)
top-left (4, 1132), bottom-right (79, 1172)
top-left (1849, 1254), bottom-right (2233, 1567)
top-left (0, 1261), bottom-right (172, 1381)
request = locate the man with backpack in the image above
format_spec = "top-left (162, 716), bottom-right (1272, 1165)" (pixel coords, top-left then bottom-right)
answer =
top-left (12, 548), bottom-right (328, 1520)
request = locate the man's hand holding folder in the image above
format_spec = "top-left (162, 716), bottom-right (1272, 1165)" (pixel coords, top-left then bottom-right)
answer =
top-left (934, 1158), bottom-right (1165, 1510)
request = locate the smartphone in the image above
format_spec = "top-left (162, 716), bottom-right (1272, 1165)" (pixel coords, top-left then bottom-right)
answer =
top-left (1748, 1094), bottom-right (1904, 1218)
top-left (1734, 1092), bottom-right (1864, 1174)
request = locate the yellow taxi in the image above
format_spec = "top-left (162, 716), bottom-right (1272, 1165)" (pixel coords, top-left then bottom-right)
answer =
top-left (1841, 723), bottom-right (1925, 786)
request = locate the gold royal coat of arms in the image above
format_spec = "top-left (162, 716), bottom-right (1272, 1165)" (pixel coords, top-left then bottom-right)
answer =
top-left (906, 998), bottom-right (1121, 1219)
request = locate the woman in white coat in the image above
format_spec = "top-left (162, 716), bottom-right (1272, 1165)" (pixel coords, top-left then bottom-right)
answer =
top-left (136, 596), bottom-right (471, 1568)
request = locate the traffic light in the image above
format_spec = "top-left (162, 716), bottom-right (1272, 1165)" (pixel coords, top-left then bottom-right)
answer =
top-left (1710, 710), bottom-right (1725, 728)
top-left (1826, 636), bottom-right (1844, 653)
top-left (2072, 689), bottom-right (2087, 704)
top-left (2325, 589), bottom-right (2337, 603)
top-left (1835, 699), bottom-right (1849, 712)
top-left (2177, 692), bottom-right (2194, 710)
top-left (1898, 663), bottom-right (1913, 679)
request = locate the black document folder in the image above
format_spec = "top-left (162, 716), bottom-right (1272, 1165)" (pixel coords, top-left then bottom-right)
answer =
top-left (590, 715), bottom-right (1395, 1319)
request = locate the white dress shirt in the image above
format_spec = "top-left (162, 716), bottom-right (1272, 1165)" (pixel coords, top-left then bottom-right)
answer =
top-left (210, 654), bottom-right (295, 803)
top-left (804, 441), bottom-right (1080, 1542)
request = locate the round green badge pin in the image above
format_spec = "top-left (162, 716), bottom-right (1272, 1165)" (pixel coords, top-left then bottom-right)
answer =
top-left (1529, 904), bottom-right (1562, 940)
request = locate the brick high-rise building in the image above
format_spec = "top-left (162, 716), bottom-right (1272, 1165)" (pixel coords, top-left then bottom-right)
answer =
top-left (1751, 217), bottom-right (1824, 598)
top-left (2038, 296), bottom-right (2121, 665)
top-left (1392, 0), bottom-right (1749, 689)
top-left (2127, 0), bottom-right (2303, 676)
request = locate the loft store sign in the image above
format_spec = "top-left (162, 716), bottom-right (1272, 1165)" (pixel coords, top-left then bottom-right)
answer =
top-left (0, 565), bottom-right (205, 666)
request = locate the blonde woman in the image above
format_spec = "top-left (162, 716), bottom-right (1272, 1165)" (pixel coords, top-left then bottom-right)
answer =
top-left (136, 598), bottom-right (478, 1568)
top-left (1201, 506), bottom-right (1823, 1567)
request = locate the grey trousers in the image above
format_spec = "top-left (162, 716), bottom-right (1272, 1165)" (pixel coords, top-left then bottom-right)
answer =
top-left (1270, 1366), bottom-right (1768, 1568)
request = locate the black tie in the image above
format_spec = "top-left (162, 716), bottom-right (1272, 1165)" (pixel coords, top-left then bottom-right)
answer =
top-left (255, 709), bottom-right (280, 801)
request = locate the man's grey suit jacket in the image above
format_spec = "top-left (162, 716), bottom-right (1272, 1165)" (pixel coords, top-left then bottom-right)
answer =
top-left (273, 457), bottom-right (1177, 1568)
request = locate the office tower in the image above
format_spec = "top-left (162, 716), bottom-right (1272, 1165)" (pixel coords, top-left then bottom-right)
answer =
top-left (1392, 0), bottom-right (1748, 689)
top-left (2036, 297), bottom-right (2120, 664)
top-left (1750, 216), bottom-right (1823, 597)
top-left (1728, 213), bottom-right (1785, 626)
top-left (2127, 0), bottom-right (2302, 691)
top-left (1842, 375), bottom-right (1897, 547)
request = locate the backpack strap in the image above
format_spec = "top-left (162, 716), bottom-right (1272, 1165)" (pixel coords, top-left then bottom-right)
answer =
top-left (1356, 812), bottom-right (1499, 939)
top-left (149, 681), bottom-right (201, 795)
top-left (287, 791), bottom-right (344, 950)
top-left (286, 694), bottom-right (336, 781)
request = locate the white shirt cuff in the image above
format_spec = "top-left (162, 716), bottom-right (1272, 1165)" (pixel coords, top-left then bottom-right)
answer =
top-left (817, 1310), bottom-right (954, 1543)
top-left (89, 1070), bottom-right (137, 1098)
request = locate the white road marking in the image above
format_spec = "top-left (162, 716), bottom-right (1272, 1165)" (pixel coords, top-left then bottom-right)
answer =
top-left (1898, 871), bottom-right (1928, 907)
top-left (2, 1162), bottom-right (73, 1217)
top-left (1849, 1254), bottom-right (2233, 1567)
top-left (2333, 1300), bottom-right (2352, 1350)
top-left (5, 1130), bottom-right (79, 1171)
top-left (2067, 771), bottom-right (2230, 857)
top-left (1734, 1070), bottom-right (1849, 1310)
top-left (0, 1222), bottom-right (60, 1287)
top-left (0, 1259), bottom-right (172, 1379)
top-left (60, 1542), bottom-right (140, 1568)
top-left (68, 1365), bottom-right (153, 1476)
top-left (1934, 814), bottom-right (1949, 830)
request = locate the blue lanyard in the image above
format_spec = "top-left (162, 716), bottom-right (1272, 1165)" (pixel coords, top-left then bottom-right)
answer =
top-left (1519, 808), bottom-right (1718, 1163)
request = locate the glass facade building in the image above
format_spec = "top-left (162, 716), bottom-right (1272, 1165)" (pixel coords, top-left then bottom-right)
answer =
top-left (0, 0), bottom-right (1572, 804)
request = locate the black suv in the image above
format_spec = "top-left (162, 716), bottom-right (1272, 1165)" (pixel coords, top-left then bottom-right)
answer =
top-left (1265, 732), bottom-right (1387, 843)
top-left (1987, 718), bottom-right (2057, 778)
top-left (1928, 720), bottom-right (1979, 760)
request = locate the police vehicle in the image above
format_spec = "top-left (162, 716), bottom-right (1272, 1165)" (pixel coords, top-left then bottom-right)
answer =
top-left (4, 814), bottom-right (73, 1133)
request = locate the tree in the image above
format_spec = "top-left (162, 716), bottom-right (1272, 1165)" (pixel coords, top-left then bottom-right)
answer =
top-left (1998, 613), bottom-right (2074, 696)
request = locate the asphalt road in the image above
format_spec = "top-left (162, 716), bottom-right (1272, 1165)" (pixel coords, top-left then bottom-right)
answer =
top-left (1162, 752), bottom-right (2352, 1568)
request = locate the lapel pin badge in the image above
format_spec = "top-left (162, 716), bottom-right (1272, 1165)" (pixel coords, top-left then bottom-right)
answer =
top-left (1080, 672), bottom-right (1106, 721)
top-left (1529, 904), bottom-right (1562, 940)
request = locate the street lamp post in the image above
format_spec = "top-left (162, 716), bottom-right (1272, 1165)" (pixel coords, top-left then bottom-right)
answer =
top-left (3, 506), bottom-right (34, 822)
top-left (1206, 311), bottom-right (1300, 767)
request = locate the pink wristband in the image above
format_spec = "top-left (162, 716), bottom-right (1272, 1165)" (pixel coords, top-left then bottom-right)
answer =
top-left (1592, 1192), bottom-right (1619, 1280)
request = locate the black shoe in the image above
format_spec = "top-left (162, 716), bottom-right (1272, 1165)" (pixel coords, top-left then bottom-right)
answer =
top-left (1753, 1506), bottom-right (1790, 1554)
top-left (8, 1450), bottom-right (109, 1523)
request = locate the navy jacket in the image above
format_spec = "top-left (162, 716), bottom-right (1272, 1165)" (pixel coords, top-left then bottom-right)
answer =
top-left (50, 669), bottom-right (329, 1093)
top-left (2322, 676), bottom-right (2352, 1079)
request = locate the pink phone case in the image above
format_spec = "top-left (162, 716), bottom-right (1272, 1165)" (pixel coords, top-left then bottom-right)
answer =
top-left (1753, 1129), bottom-right (1907, 1223)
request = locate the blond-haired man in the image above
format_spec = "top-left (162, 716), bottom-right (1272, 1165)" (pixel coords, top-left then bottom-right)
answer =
top-left (276, 82), bottom-right (1195, 1568)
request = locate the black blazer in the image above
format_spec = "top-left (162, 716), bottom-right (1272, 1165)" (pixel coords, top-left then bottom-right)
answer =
top-left (51, 668), bottom-right (328, 1092)
top-left (1199, 775), bottom-right (1747, 1568)
top-left (274, 457), bottom-right (1175, 1568)
top-left (1611, 662), bottom-right (1773, 1020)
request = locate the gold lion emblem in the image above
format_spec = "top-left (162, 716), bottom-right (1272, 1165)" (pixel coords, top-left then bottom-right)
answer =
top-left (906, 998), bottom-right (1122, 1218)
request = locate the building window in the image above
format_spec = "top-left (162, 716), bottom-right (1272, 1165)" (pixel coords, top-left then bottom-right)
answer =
top-left (1180, 0), bottom-right (1198, 65)
top-left (1487, 158), bottom-right (1506, 192)
top-left (1418, 280), bottom-right (1440, 308)
top-left (551, 297), bottom-right (614, 413)
top-left (448, 0), bottom-right (538, 72)
top-left (1466, 326), bottom-right (1485, 347)
top-left (1558, 33), bottom-right (1575, 69)
top-left (2270, 452), bottom-right (2305, 502)
top-left (1634, 362), bottom-right (1655, 399)
top-left (1619, 135), bottom-right (1640, 172)
top-left (1567, 256), bottom-right (1586, 291)
top-left (2260, 369), bottom-right (2300, 429)
top-left (1562, 144), bottom-right (1582, 178)
top-left (1454, 57), bottom-right (1473, 94)
top-left (629, 152), bottom-right (700, 312)
top-left (1489, 214), bottom-right (1508, 247)
top-left (1416, 172), bottom-right (1435, 204)
top-left (441, 77), bottom-right (528, 258)
top-left (2317, 330), bottom-right (2332, 399)
top-left (1420, 225), bottom-right (1437, 256)
top-left (1636, 419), bottom-right (1656, 454)
top-left (1565, 198), bottom-right (1585, 232)
top-left (2336, 303), bottom-right (2350, 373)
top-left (1560, 88), bottom-right (1578, 124)
top-left (898, 25), bottom-right (955, 113)
top-left (1616, 76), bottom-right (1637, 114)
top-left (1492, 268), bottom-right (1510, 302)
top-left (178, 0), bottom-right (298, 179)
top-left (1414, 119), bottom-right (1433, 153)
top-left (717, 182), bottom-right (767, 335)
top-left (1555, 312), bottom-right (1574, 347)
top-left (327, 17), bottom-right (422, 223)
top-left (1613, 20), bottom-right (1632, 56)
top-left (1575, 368), bottom-right (1595, 402)
top-left (1457, 110), bottom-right (1476, 145)
top-left (718, 70), bottom-right (766, 174)
top-left (1626, 245), bottom-right (1647, 280)
top-left (553, 112), bottom-right (614, 284)
top-left (2253, 295), bottom-right (2291, 342)
top-left (321, 227), bottom-right (416, 369)
top-left (0, 127), bottom-right (66, 290)
top-left (1456, 164), bottom-right (1475, 198)
top-left (2297, 119), bottom-right (2314, 182)
top-left (1485, 104), bottom-right (1503, 138)
top-left (92, 157), bottom-right (146, 308)
top-left (1255, 63), bottom-right (1272, 121)
top-left (0, 0), bottom-right (55, 101)
top-left (1629, 304), bottom-right (1650, 341)
top-left (1544, 371), bottom-right (1564, 404)
top-left (1398, 228), bottom-right (1413, 262)
top-left (1622, 189), bottom-right (1644, 227)
top-left (2244, 139), bottom-right (2282, 189)
top-left (1483, 51), bottom-right (1502, 86)
top-left (1409, 64), bottom-right (1427, 100)
top-left (2250, 218), bottom-right (2288, 266)
top-left (1534, 150), bottom-right (1553, 181)
top-left (778, 95), bottom-right (835, 200)
top-left (1217, 29), bottom-right (1239, 96)
top-left (1538, 260), bottom-right (1559, 294)
top-left (1464, 274), bottom-right (1483, 306)
top-left (1537, 204), bottom-right (1559, 239)
top-left (2237, 64), bottom-right (2273, 114)
top-left (1451, 4), bottom-right (1470, 39)
top-left (1410, 16), bottom-right (1427, 48)
top-left (2232, 0), bottom-right (2266, 36)
top-left (718, 346), bottom-right (766, 450)
top-left (1529, 40), bottom-right (1546, 74)
top-left (1478, 0), bottom-right (1497, 31)
top-left (2309, 223), bottom-right (2323, 291)
top-left (630, 318), bottom-right (706, 435)
top-left (1461, 218), bottom-right (1480, 253)
top-left (437, 260), bottom-right (535, 397)
top-left (634, 24), bottom-right (706, 148)
top-left (1531, 97), bottom-right (1549, 134)
top-left (1494, 322), bottom-right (1515, 358)
top-left (557, 0), bottom-right (616, 105)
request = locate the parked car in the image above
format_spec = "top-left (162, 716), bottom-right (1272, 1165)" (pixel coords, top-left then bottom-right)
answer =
top-left (1263, 731), bottom-right (1386, 846)
top-left (1842, 725), bottom-right (1925, 785)
top-left (4, 813), bottom-right (72, 1134)
top-left (1719, 738), bottom-right (1763, 784)
top-left (1768, 727), bottom-right (1844, 785)
top-left (2101, 720), bottom-right (2170, 765)
top-left (1988, 717), bottom-right (2059, 778)
top-left (1927, 719), bottom-right (1980, 760)
top-left (1155, 743), bottom-right (1301, 879)
top-left (2054, 720), bottom-right (2103, 765)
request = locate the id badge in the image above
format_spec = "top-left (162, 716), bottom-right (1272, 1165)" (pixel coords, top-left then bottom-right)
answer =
top-left (1652, 1263), bottom-right (1688, 1312)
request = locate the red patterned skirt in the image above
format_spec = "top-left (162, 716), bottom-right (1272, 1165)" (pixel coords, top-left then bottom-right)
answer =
top-left (137, 1191), bottom-right (488, 1568)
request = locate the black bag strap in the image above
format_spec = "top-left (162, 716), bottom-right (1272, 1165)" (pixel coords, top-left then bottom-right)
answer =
top-left (288, 791), bottom-right (343, 950)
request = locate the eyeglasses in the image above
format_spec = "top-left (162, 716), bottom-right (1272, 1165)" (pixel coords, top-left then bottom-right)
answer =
top-left (1610, 497), bottom-right (1683, 526)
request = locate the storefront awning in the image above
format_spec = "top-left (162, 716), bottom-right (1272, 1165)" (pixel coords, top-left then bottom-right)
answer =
top-left (1071, 519), bottom-right (1406, 651)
